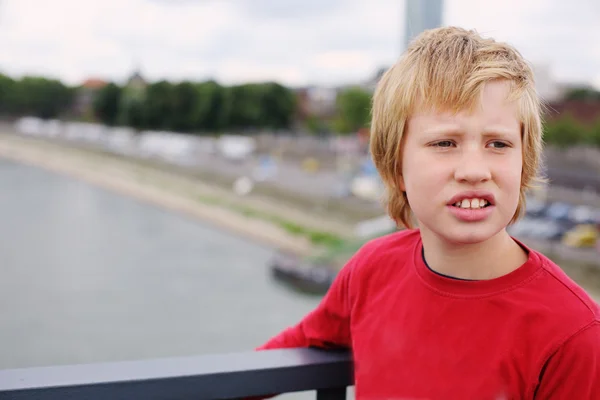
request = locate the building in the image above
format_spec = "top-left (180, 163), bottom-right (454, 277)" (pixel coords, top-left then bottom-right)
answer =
top-left (295, 86), bottom-right (338, 120)
top-left (126, 70), bottom-right (147, 93)
top-left (546, 98), bottom-right (600, 125)
top-left (74, 78), bottom-right (108, 118)
top-left (403, 0), bottom-right (444, 51)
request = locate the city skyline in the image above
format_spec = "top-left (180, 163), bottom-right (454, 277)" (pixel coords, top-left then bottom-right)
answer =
top-left (403, 0), bottom-right (444, 51)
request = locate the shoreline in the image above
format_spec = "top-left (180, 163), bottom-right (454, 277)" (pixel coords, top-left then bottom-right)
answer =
top-left (1, 132), bottom-right (599, 299)
top-left (0, 133), bottom-right (326, 256)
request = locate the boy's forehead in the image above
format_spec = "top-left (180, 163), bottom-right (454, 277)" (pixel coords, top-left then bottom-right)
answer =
top-left (413, 79), bottom-right (515, 110)
top-left (408, 100), bottom-right (521, 132)
top-left (411, 83), bottom-right (520, 123)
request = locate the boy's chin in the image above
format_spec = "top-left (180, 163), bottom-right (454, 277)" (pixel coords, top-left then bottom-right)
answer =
top-left (432, 225), bottom-right (504, 246)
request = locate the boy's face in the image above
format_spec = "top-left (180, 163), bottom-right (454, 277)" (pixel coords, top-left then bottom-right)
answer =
top-left (400, 80), bottom-right (522, 245)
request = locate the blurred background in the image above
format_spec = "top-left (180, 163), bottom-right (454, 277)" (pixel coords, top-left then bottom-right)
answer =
top-left (0, 0), bottom-right (599, 398)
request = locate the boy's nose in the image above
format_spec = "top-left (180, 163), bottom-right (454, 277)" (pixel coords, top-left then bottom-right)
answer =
top-left (453, 149), bottom-right (492, 184)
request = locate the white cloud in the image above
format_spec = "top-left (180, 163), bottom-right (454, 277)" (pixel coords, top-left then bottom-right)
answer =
top-left (444, 0), bottom-right (600, 85)
top-left (0, 0), bottom-right (598, 88)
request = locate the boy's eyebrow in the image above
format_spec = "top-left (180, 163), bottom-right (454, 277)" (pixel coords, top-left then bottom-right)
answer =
top-left (481, 126), bottom-right (520, 137)
top-left (421, 125), bottom-right (462, 137)
top-left (422, 125), bottom-right (519, 137)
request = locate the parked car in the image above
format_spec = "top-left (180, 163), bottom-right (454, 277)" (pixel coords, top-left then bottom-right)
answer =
top-left (569, 205), bottom-right (598, 225)
top-left (524, 197), bottom-right (547, 218)
top-left (509, 217), bottom-right (565, 241)
top-left (532, 219), bottom-right (566, 240)
top-left (562, 224), bottom-right (599, 248)
top-left (546, 202), bottom-right (573, 223)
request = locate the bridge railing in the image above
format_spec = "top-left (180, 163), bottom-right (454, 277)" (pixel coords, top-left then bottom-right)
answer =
top-left (0, 348), bottom-right (353, 400)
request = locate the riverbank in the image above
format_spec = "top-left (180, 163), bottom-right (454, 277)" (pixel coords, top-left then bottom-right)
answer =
top-left (0, 133), bottom-right (358, 256)
top-left (1, 132), bottom-right (599, 298)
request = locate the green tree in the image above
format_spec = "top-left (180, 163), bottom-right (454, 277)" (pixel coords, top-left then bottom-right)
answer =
top-left (333, 87), bottom-right (372, 134)
top-left (0, 73), bottom-right (17, 115)
top-left (11, 77), bottom-right (74, 118)
top-left (258, 82), bottom-right (296, 129)
top-left (305, 115), bottom-right (329, 135)
top-left (589, 119), bottom-right (600, 147)
top-left (143, 80), bottom-right (175, 130)
top-left (93, 83), bottom-right (122, 126)
top-left (118, 79), bottom-right (147, 129)
top-left (171, 81), bottom-right (198, 132)
top-left (190, 81), bottom-right (229, 132)
top-left (564, 87), bottom-right (600, 101)
top-left (207, 83), bottom-right (232, 132)
top-left (229, 84), bottom-right (263, 129)
top-left (544, 115), bottom-right (588, 147)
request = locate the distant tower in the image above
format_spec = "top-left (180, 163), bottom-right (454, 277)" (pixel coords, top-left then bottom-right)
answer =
top-left (404, 0), bottom-right (444, 51)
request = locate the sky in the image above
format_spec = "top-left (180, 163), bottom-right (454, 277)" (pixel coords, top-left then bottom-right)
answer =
top-left (0, 0), bottom-right (599, 89)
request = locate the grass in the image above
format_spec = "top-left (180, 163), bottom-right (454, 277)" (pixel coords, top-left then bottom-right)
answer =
top-left (124, 166), bottom-right (348, 248)
top-left (227, 200), bottom-right (345, 248)
top-left (179, 192), bottom-right (346, 248)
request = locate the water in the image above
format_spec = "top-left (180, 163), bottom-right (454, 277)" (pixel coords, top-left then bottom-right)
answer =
top-left (0, 159), bottom-right (327, 396)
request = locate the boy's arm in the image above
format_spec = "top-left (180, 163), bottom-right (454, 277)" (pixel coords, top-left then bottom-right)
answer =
top-left (256, 254), bottom-right (357, 351)
top-left (534, 321), bottom-right (600, 399)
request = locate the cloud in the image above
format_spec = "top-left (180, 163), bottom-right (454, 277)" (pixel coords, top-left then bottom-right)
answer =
top-left (444, 0), bottom-right (600, 85)
top-left (0, 0), bottom-right (598, 89)
top-left (234, 0), bottom-right (352, 21)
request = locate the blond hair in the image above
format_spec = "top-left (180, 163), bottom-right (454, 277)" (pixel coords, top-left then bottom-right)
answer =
top-left (370, 26), bottom-right (546, 229)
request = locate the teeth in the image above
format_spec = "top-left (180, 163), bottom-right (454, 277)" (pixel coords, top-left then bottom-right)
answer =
top-left (453, 198), bottom-right (489, 209)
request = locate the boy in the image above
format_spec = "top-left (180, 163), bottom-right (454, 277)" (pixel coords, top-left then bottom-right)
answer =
top-left (257, 27), bottom-right (600, 399)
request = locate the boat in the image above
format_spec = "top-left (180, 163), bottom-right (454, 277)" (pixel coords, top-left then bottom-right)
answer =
top-left (268, 215), bottom-right (397, 295)
top-left (268, 251), bottom-right (336, 295)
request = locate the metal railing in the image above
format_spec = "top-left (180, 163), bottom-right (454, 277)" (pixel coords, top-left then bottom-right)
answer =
top-left (0, 348), bottom-right (353, 400)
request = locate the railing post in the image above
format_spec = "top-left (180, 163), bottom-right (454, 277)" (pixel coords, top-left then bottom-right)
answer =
top-left (316, 387), bottom-right (346, 400)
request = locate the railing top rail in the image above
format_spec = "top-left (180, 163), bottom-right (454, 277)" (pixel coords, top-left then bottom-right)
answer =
top-left (0, 348), bottom-right (353, 400)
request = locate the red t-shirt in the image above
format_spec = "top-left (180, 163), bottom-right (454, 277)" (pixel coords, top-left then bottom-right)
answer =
top-left (258, 229), bottom-right (600, 399)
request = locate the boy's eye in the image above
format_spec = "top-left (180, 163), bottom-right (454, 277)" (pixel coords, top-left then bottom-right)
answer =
top-left (433, 140), bottom-right (454, 148)
top-left (488, 141), bottom-right (509, 149)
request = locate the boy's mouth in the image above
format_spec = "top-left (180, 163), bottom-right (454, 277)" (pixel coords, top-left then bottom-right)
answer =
top-left (447, 191), bottom-right (495, 209)
top-left (451, 198), bottom-right (491, 209)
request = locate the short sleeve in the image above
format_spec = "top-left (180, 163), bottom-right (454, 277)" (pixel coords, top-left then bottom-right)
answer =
top-left (534, 321), bottom-right (600, 399)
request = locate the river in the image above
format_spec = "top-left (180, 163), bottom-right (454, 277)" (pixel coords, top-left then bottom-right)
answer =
top-left (0, 159), bottom-right (324, 397)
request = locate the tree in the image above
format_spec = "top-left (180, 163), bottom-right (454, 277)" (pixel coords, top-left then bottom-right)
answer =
top-left (259, 82), bottom-right (296, 129)
top-left (191, 81), bottom-right (229, 132)
top-left (229, 84), bottom-right (263, 129)
top-left (171, 81), bottom-right (198, 132)
top-left (143, 80), bottom-right (175, 130)
top-left (118, 79), bottom-right (147, 129)
top-left (0, 73), bottom-right (16, 115)
top-left (204, 83), bottom-right (232, 132)
top-left (564, 87), bottom-right (600, 101)
top-left (93, 83), bottom-right (122, 126)
top-left (589, 119), bottom-right (600, 147)
top-left (544, 115), bottom-right (588, 147)
top-left (333, 87), bottom-right (372, 134)
top-left (10, 77), bottom-right (75, 118)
